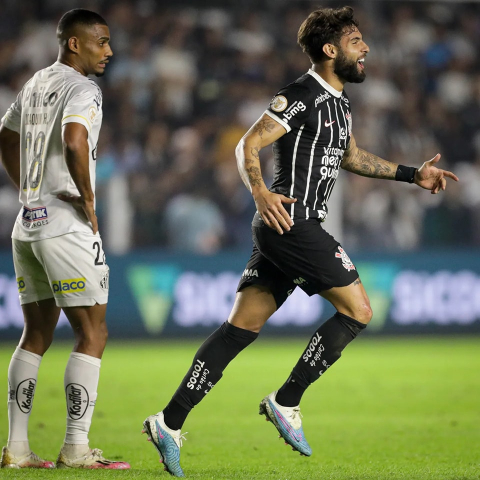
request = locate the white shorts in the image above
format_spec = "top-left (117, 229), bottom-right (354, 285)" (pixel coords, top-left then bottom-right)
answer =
top-left (12, 232), bottom-right (109, 307)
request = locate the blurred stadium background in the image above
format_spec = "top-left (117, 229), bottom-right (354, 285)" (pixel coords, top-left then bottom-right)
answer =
top-left (0, 0), bottom-right (480, 340)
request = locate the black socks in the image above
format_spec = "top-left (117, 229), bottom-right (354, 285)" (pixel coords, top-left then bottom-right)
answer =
top-left (163, 321), bottom-right (258, 430)
top-left (276, 312), bottom-right (366, 407)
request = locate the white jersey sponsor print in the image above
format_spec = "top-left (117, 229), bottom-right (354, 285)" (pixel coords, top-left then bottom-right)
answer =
top-left (2, 61), bottom-right (103, 241)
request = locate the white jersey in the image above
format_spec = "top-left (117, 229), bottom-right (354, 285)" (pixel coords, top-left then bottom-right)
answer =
top-left (1, 61), bottom-right (103, 241)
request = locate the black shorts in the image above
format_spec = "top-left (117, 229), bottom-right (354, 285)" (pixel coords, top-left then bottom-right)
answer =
top-left (237, 213), bottom-right (359, 309)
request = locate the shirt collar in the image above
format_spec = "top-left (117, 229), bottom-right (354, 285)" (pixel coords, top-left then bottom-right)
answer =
top-left (307, 69), bottom-right (343, 98)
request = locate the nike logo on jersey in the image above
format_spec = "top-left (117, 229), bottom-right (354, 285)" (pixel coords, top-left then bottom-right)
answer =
top-left (324, 120), bottom-right (336, 127)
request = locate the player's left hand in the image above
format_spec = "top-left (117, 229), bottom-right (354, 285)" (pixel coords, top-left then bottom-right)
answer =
top-left (414, 154), bottom-right (459, 194)
top-left (57, 194), bottom-right (98, 234)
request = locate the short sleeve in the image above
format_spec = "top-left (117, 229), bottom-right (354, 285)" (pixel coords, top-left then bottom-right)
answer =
top-left (62, 84), bottom-right (101, 135)
top-left (1, 91), bottom-right (22, 133)
top-left (265, 83), bottom-right (313, 133)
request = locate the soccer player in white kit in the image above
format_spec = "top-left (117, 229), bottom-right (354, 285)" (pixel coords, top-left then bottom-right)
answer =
top-left (0, 9), bottom-right (130, 469)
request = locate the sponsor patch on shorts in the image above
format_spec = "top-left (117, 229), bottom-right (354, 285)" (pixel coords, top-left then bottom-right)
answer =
top-left (17, 277), bottom-right (26, 292)
top-left (52, 278), bottom-right (86, 294)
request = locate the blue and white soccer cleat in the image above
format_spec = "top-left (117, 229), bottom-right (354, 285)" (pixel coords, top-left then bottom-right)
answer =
top-left (259, 391), bottom-right (312, 457)
top-left (142, 411), bottom-right (186, 477)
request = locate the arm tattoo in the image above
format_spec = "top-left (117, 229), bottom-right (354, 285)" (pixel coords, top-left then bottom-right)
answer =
top-left (353, 278), bottom-right (362, 286)
top-left (246, 165), bottom-right (262, 187)
top-left (342, 147), bottom-right (397, 180)
top-left (252, 118), bottom-right (276, 138)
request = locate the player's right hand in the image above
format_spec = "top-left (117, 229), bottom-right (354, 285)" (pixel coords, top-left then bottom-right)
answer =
top-left (253, 188), bottom-right (297, 235)
top-left (57, 194), bottom-right (98, 235)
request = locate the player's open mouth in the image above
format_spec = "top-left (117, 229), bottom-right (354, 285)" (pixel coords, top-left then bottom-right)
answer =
top-left (357, 58), bottom-right (365, 70)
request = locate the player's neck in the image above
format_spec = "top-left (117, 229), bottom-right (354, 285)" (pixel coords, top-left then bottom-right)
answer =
top-left (57, 55), bottom-right (88, 77)
top-left (311, 63), bottom-right (345, 92)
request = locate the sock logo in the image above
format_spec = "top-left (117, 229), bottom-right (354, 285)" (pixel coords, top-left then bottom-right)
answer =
top-left (65, 383), bottom-right (89, 420)
top-left (16, 378), bottom-right (36, 413)
top-left (186, 359), bottom-right (206, 390)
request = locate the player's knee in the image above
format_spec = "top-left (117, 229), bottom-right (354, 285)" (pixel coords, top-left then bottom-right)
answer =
top-left (357, 302), bottom-right (373, 325)
top-left (78, 321), bottom-right (108, 347)
top-left (228, 315), bottom-right (266, 333)
top-left (20, 328), bottom-right (54, 355)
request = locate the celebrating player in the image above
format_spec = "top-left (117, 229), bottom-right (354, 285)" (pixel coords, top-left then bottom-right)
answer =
top-left (142, 6), bottom-right (458, 476)
top-left (0, 9), bottom-right (130, 469)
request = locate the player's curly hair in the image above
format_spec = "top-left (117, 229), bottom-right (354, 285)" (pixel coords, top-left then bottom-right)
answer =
top-left (297, 6), bottom-right (358, 63)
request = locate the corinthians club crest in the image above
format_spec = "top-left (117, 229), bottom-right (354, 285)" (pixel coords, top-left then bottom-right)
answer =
top-left (335, 246), bottom-right (356, 271)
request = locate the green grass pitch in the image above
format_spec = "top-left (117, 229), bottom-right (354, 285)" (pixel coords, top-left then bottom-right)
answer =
top-left (0, 336), bottom-right (479, 479)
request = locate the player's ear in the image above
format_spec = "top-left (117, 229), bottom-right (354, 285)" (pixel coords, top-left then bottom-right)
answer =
top-left (67, 36), bottom-right (80, 53)
top-left (322, 43), bottom-right (337, 59)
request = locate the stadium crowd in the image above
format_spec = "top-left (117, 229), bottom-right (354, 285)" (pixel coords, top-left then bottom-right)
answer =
top-left (0, 0), bottom-right (479, 253)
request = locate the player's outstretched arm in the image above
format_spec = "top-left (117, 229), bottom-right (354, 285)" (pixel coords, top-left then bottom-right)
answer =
top-left (236, 113), bottom-right (296, 235)
top-left (341, 134), bottom-right (397, 179)
top-left (59, 122), bottom-right (98, 234)
top-left (0, 124), bottom-right (21, 189)
top-left (341, 134), bottom-right (459, 192)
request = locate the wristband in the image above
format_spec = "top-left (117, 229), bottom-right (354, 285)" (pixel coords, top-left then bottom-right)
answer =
top-left (395, 165), bottom-right (417, 183)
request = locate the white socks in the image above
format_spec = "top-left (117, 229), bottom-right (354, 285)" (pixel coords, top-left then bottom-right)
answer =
top-left (6, 348), bottom-right (101, 456)
top-left (63, 352), bottom-right (101, 446)
top-left (7, 347), bottom-right (42, 455)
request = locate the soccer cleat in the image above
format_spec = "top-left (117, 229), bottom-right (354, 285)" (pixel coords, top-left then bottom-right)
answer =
top-left (142, 411), bottom-right (186, 477)
top-left (259, 391), bottom-right (312, 456)
top-left (56, 447), bottom-right (130, 469)
top-left (1, 446), bottom-right (55, 469)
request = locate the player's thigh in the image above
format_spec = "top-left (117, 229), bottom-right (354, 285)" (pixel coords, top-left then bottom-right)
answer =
top-left (12, 239), bottom-right (54, 306)
top-left (253, 218), bottom-right (359, 295)
top-left (320, 279), bottom-right (372, 324)
top-left (32, 232), bottom-right (110, 308)
top-left (233, 244), bottom-right (296, 331)
top-left (228, 286), bottom-right (277, 332)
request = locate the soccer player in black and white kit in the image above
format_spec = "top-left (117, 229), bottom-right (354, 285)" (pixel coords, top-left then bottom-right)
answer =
top-left (143, 7), bottom-right (458, 476)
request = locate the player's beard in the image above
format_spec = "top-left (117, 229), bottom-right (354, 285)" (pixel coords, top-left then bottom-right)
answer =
top-left (334, 49), bottom-right (366, 84)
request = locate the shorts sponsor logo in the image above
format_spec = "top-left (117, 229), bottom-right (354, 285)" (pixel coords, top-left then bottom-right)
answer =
top-left (335, 246), bottom-right (356, 271)
top-left (270, 95), bottom-right (288, 112)
top-left (65, 383), bottom-right (89, 420)
top-left (22, 206), bottom-right (48, 229)
top-left (16, 378), bottom-right (36, 413)
top-left (17, 277), bottom-right (26, 292)
top-left (242, 268), bottom-right (258, 277)
top-left (52, 278), bottom-right (86, 294)
top-left (293, 277), bottom-right (307, 285)
top-left (282, 101), bottom-right (306, 122)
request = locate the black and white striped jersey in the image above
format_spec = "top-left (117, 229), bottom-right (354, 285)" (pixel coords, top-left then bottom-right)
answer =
top-left (265, 69), bottom-right (352, 221)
